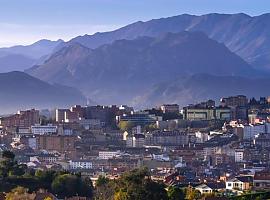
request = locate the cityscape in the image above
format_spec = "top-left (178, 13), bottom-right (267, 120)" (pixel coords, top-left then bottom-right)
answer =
top-left (0, 0), bottom-right (270, 199)
top-left (0, 95), bottom-right (270, 199)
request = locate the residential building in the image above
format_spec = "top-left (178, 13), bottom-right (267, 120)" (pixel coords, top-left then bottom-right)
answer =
top-left (17, 127), bottom-right (31, 136)
top-left (55, 109), bottom-right (68, 122)
top-left (253, 171), bottom-right (270, 190)
top-left (108, 157), bottom-right (141, 171)
top-left (98, 151), bottom-right (120, 159)
top-left (183, 105), bottom-right (231, 121)
top-left (69, 160), bottom-right (93, 170)
top-left (85, 105), bottom-right (117, 126)
top-left (221, 95), bottom-right (248, 107)
top-left (146, 130), bottom-right (189, 146)
top-left (160, 104), bottom-right (179, 114)
top-left (37, 153), bottom-right (59, 163)
top-left (78, 119), bottom-right (101, 130)
top-left (36, 135), bottom-right (78, 158)
top-left (0, 109), bottom-right (39, 128)
top-left (234, 149), bottom-right (247, 163)
top-left (118, 112), bottom-right (157, 125)
top-left (132, 125), bottom-right (142, 134)
top-left (254, 134), bottom-right (270, 148)
top-left (126, 134), bottom-right (145, 148)
top-left (31, 124), bottom-right (57, 135)
top-left (173, 144), bottom-right (204, 163)
top-left (226, 176), bottom-right (252, 191)
top-left (64, 110), bottom-right (79, 123)
top-left (243, 124), bottom-right (268, 140)
top-left (195, 184), bottom-right (213, 195)
top-left (220, 95), bottom-right (248, 120)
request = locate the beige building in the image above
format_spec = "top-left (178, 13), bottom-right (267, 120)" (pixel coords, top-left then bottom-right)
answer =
top-left (183, 107), bottom-right (231, 121)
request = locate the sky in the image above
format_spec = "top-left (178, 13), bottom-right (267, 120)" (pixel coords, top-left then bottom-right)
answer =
top-left (0, 0), bottom-right (270, 47)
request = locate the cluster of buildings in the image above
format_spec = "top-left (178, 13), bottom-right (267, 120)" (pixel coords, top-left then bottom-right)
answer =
top-left (0, 95), bottom-right (270, 197)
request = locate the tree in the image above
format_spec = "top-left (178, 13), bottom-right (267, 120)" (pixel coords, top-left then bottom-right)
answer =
top-left (94, 176), bottom-right (114, 200)
top-left (96, 175), bottom-right (109, 187)
top-left (113, 168), bottom-right (168, 200)
top-left (185, 186), bottom-right (201, 200)
top-left (114, 189), bottom-right (128, 200)
top-left (2, 150), bottom-right (15, 160)
top-left (118, 121), bottom-right (135, 131)
top-left (52, 173), bottom-right (93, 198)
top-left (5, 186), bottom-right (35, 200)
top-left (0, 150), bottom-right (23, 178)
top-left (9, 163), bottom-right (27, 176)
top-left (167, 186), bottom-right (185, 200)
top-left (144, 180), bottom-right (168, 200)
top-left (143, 123), bottom-right (158, 132)
top-left (35, 170), bottom-right (56, 189)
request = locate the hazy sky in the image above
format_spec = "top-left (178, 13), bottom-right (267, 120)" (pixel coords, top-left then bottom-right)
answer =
top-left (0, 0), bottom-right (269, 47)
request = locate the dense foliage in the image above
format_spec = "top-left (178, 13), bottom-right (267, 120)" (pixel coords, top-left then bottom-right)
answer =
top-left (95, 168), bottom-right (168, 200)
top-left (0, 150), bottom-right (93, 198)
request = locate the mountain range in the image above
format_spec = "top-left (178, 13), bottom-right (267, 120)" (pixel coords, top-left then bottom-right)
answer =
top-left (27, 31), bottom-right (266, 107)
top-left (0, 39), bottom-right (63, 72)
top-left (1, 13), bottom-right (270, 110)
top-left (66, 13), bottom-right (270, 71)
top-left (136, 74), bottom-right (270, 108)
top-left (0, 71), bottom-right (86, 114)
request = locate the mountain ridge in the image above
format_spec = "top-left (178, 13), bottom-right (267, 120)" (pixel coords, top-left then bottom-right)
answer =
top-left (135, 73), bottom-right (270, 108)
top-left (62, 13), bottom-right (270, 71)
top-left (0, 39), bottom-right (64, 72)
top-left (0, 71), bottom-right (86, 114)
top-left (27, 31), bottom-right (261, 107)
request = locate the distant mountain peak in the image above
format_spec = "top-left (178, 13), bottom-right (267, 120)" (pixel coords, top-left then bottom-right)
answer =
top-left (62, 13), bottom-right (270, 71)
top-left (32, 39), bottom-right (64, 46)
top-left (45, 42), bottom-right (91, 63)
top-left (0, 38), bottom-right (65, 72)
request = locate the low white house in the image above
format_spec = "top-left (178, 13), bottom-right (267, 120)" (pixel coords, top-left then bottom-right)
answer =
top-left (195, 184), bottom-right (213, 194)
top-left (226, 177), bottom-right (252, 191)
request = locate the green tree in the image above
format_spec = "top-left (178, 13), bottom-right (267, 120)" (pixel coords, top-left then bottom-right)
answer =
top-left (9, 163), bottom-right (27, 176)
top-left (52, 173), bottom-right (93, 198)
top-left (144, 181), bottom-right (168, 200)
top-left (96, 175), bottom-right (109, 187)
top-left (94, 176), bottom-right (115, 200)
top-left (35, 170), bottom-right (56, 189)
top-left (118, 121), bottom-right (135, 131)
top-left (167, 186), bottom-right (185, 200)
top-left (144, 123), bottom-right (158, 132)
top-left (2, 150), bottom-right (15, 160)
top-left (185, 186), bottom-right (201, 200)
top-left (0, 150), bottom-right (26, 178)
top-left (114, 168), bottom-right (168, 200)
top-left (255, 196), bottom-right (263, 200)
